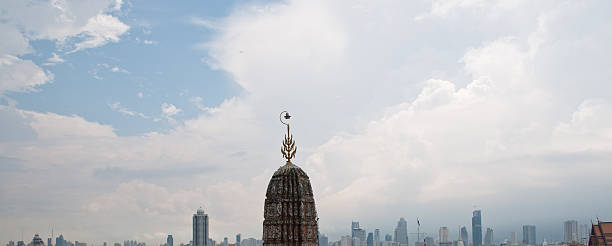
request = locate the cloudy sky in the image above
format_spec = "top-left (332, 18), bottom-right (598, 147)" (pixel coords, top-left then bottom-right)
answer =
top-left (1, 0), bottom-right (612, 244)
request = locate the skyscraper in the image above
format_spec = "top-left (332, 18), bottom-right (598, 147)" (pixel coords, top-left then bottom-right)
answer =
top-left (193, 207), bottom-right (209, 246)
top-left (440, 227), bottom-right (449, 245)
top-left (564, 220), bottom-right (578, 243)
top-left (352, 222), bottom-right (366, 243)
top-left (522, 225), bottom-right (536, 245)
top-left (319, 234), bottom-right (328, 246)
top-left (236, 234), bottom-right (241, 246)
top-left (460, 227), bottom-right (469, 246)
top-left (367, 233), bottom-right (374, 246)
top-left (263, 112), bottom-right (319, 245)
top-left (472, 210), bottom-right (482, 246)
top-left (484, 228), bottom-right (493, 246)
top-left (167, 235), bottom-right (173, 246)
top-left (395, 217), bottom-right (409, 245)
top-left (374, 229), bottom-right (381, 246)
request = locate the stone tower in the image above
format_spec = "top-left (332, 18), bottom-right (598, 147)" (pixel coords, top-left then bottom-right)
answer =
top-left (263, 112), bottom-right (318, 246)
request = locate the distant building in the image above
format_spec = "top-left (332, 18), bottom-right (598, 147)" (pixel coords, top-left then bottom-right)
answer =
top-left (510, 232), bottom-right (518, 245)
top-left (375, 229), bottom-right (381, 246)
top-left (589, 221), bottom-right (612, 246)
top-left (472, 210), bottom-right (482, 246)
top-left (522, 225), bottom-right (536, 245)
top-left (319, 233), bottom-right (329, 246)
top-left (8, 241), bottom-right (15, 246)
top-left (580, 224), bottom-right (589, 243)
top-left (484, 228), bottom-right (493, 246)
top-left (460, 227), bottom-right (469, 246)
top-left (367, 233), bottom-right (374, 246)
top-left (341, 236), bottom-right (352, 246)
top-left (193, 207), bottom-right (209, 246)
top-left (352, 221), bottom-right (366, 243)
top-left (564, 220), bottom-right (578, 243)
top-left (425, 236), bottom-right (435, 246)
top-left (395, 218), bottom-right (409, 244)
top-left (235, 234), bottom-right (240, 246)
top-left (31, 234), bottom-right (45, 246)
top-left (386, 234), bottom-right (393, 242)
top-left (167, 235), bottom-right (173, 246)
top-left (74, 241), bottom-right (86, 246)
top-left (440, 227), bottom-right (450, 244)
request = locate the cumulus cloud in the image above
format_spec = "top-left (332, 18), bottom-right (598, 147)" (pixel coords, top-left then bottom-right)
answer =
top-left (0, 55), bottom-right (53, 94)
top-left (71, 14), bottom-right (130, 52)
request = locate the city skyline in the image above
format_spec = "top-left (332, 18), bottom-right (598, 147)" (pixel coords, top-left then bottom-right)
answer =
top-left (1, 0), bottom-right (612, 245)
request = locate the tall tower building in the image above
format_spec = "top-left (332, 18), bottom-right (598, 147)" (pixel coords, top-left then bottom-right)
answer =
top-left (472, 210), bottom-right (482, 246)
top-left (483, 228), bottom-right (493, 246)
top-left (374, 229), bottom-right (381, 246)
top-left (193, 207), bottom-right (209, 246)
top-left (439, 227), bottom-right (449, 244)
top-left (236, 234), bottom-right (241, 246)
top-left (460, 226), bottom-right (469, 246)
top-left (564, 220), bottom-right (578, 243)
top-left (263, 112), bottom-right (319, 245)
top-left (367, 233), bottom-right (374, 246)
top-left (319, 233), bottom-right (328, 246)
top-left (522, 225), bottom-right (536, 245)
top-left (167, 235), bottom-right (173, 246)
top-left (395, 217), bottom-right (409, 245)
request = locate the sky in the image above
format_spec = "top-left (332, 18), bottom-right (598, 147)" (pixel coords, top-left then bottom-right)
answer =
top-left (1, 0), bottom-right (612, 244)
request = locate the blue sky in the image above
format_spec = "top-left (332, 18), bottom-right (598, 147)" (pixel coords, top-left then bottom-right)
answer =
top-left (5, 0), bottom-right (254, 135)
top-left (2, 0), bottom-right (612, 245)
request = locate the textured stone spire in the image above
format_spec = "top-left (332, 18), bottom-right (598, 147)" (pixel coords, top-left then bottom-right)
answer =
top-left (263, 111), bottom-right (318, 245)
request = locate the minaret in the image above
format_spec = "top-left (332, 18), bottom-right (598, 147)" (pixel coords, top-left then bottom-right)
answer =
top-left (263, 111), bottom-right (319, 245)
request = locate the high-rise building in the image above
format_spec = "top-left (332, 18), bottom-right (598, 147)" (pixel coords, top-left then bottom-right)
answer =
top-left (472, 210), bottom-right (482, 246)
top-left (564, 220), bottom-right (578, 243)
top-left (352, 222), bottom-right (366, 243)
top-left (579, 224), bottom-right (588, 243)
top-left (263, 114), bottom-right (319, 245)
top-left (522, 225), bottom-right (536, 245)
top-left (425, 237), bottom-right (435, 246)
top-left (385, 235), bottom-right (393, 242)
top-left (193, 207), bottom-right (209, 246)
top-left (48, 238), bottom-right (53, 246)
top-left (374, 229), bottom-right (381, 246)
top-left (341, 236), bottom-right (352, 246)
top-left (55, 236), bottom-right (65, 246)
top-left (484, 228), bottom-right (493, 246)
top-left (167, 235), bottom-right (173, 246)
top-left (440, 227), bottom-right (449, 244)
top-left (367, 233), bottom-right (374, 246)
top-left (460, 227), bottom-right (469, 246)
top-left (236, 234), bottom-right (241, 246)
top-left (511, 232), bottom-right (517, 245)
top-left (319, 233), bottom-right (328, 246)
top-left (395, 217), bottom-right (409, 244)
top-left (31, 235), bottom-right (45, 246)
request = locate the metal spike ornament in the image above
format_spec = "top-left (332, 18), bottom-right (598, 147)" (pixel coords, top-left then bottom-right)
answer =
top-left (280, 111), bottom-right (297, 164)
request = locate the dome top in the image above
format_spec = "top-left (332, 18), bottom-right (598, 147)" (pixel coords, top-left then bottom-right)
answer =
top-left (196, 207), bottom-right (205, 215)
top-left (272, 161), bottom-right (308, 177)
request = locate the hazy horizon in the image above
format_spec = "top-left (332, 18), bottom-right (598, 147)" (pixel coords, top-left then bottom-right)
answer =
top-left (1, 0), bottom-right (612, 245)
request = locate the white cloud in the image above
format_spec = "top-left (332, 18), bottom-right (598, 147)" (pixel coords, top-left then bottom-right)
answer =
top-left (190, 16), bottom-right (219, 30)
top-left (109, 102), bottom-right (147, 118)
top-left (71, 14), bottom-right (130, 52)
top-left (161, 103), bottom-right (182, 118)
top-left (0, 55), bottom-right (53, 94)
